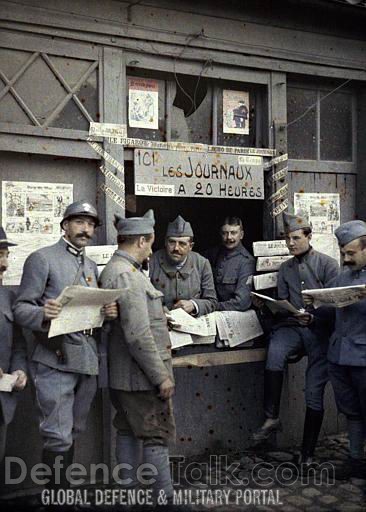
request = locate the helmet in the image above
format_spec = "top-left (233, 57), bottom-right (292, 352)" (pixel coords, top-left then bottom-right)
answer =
top-left (60, 200), bottom-right (102, 228)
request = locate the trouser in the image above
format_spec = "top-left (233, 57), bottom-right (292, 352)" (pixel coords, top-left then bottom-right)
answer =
top-left (266, 325), bottom-right (329, 412)
top-left (0, 416), bottom-right (7, 494)
top-left (329, 363), bottom-right (366, 460)
top-left (110, 389), bottom-right (176, 500)
top-left (32, 362), bottom-right (97, 451)
top-left (328, 363), bottom-right (366, 421)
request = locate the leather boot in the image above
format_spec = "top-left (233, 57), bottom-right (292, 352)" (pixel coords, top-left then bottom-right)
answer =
top-left (252, 370), bottom-right (283, 442)
top-left (42, 449), bottom-right (71, 490)
top-left (143, 445), bottom-right (173, 505)
top-left (348, 418), bottom-right (365, 460)
top-left (299, 408), bottom-right (324, 466)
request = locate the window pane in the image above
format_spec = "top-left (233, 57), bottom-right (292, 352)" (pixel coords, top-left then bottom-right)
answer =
top-left (320, 92), bottom-right (352, 161)
top-left (287, 87), bottom-right (317, 160)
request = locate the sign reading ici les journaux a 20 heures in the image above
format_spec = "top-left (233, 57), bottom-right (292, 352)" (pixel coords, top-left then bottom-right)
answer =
top-left (134, 149), bottom-right (264, 200)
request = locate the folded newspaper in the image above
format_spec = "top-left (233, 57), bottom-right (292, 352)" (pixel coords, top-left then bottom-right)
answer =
top-left (168, 308), bottom-right (263, 349)
top-left (301, 285), bottom-right (366, 308)
top-left (49, 285), bottom-right (125, 338)
top-left (251, 292), bottom-right (302, 315)
top-left (0, 373), bottom-right (18, 392)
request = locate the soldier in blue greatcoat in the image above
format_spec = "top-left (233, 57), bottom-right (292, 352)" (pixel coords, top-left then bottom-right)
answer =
top-left (13, 201), bottom-right (117, 490)
top-left (0, 228), bottom-right (27, 468)
top-left (253, 211), bottom-right (339, 465)
top-left (205, 216), bottom-right (255, 311)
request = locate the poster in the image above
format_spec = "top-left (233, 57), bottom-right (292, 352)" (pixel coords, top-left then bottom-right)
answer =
top-left (128, 77), bottom-right (159, 130)
top-left (294, 193), bottom-right (340, 262)
top-left (134, 149), bottom-right (264, 200)
top-left (223, 89), bottom-right (250, 135)
top-left (2, 181), bottom-right (73, 285)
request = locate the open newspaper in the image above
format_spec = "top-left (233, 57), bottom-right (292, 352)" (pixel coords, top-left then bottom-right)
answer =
top-left (49, 285), bottom-right (125, 338)
top-left (251, 291), bottom-right (302, 315)
top-left (302, 285), bottom-right (366, 308)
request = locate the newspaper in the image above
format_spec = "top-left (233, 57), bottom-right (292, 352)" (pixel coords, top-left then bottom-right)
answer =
top-left (256, 255), bottom-right (292, 272)
top-left (251, 292), bottom-right (301, 315)
top-left (215, 310), bottom-right (263, 348)
top-left (0, 373), bottom-right (18, 392)
top-left (302, 285), bottom-right (366, 308)
top-left (253, 272), bottom-right (278, 290)
top-left (252, 240), bottom-right (289, 257)
top-left (48, 286), bottom-right (125, 338)
top-left (167, 309), bottom-right (216, 337)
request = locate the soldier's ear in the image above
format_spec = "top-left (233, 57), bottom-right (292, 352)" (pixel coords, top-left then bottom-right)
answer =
top-left (240, 229), bottom-right (244, 240)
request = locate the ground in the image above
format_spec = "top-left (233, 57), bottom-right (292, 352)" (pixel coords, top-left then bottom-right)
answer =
top-left (1, 433), bottom-right (365, 511)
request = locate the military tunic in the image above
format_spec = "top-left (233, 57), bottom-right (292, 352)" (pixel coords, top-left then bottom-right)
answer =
top-left (13, 237), bottom-right (99, 451)
top-left (266, 248), bottom-right (339, 411)
top-left (0, 288), bottom-right (27, 460)
top-left (205, 242), bottom-right (255, 311)
top-left (100, 250), bottom-right (175, 442)
top-left (318, 266), bottom-right (366, 420)
top-left (149, 249), bottom-right (217, 316)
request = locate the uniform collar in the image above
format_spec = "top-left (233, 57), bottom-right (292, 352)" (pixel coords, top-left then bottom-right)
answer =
top-left (115, 249), bottom-right (142, 270)
top-left (220, 242), bottom-right (247, 259)
top-left (61, 237), bottom-right (84, 258)
top-left (159, 251), bottom-right (193, 278)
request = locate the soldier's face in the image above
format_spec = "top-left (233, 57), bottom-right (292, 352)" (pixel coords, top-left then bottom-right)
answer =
top-left (285, 229), bottom-right (311, 256)
top-left (0, 248), bottom-right (9, 280)
top-left (63, 216), bottom-right (96, 248)
top-left (165, 237), bottom-right (193, 263)
top-left (340, 238), bottom-right (366, 270)
top-left (220, 224), bottom-right (243, 250)
top-left (140, 233), bottom-right (155, 264)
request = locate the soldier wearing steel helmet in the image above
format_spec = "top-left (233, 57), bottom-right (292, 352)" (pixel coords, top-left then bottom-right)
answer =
top-left (13, 200), bottom-right (117, 491)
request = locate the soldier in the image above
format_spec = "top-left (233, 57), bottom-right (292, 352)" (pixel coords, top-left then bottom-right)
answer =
top-left (205, 216), bottom-right (255, 311)
top-left (252, 211), bottom-right (339, 465)
top-left (312, 220), bottom-right (366, 477)
top-left (13, 201), bottom-right (117, 490)
top-left (149, 215), bottom-right (217, 316)
top-left (0, 227), bottom-right (27, 466)
top-left (99, 210), bottom-right (176, 505)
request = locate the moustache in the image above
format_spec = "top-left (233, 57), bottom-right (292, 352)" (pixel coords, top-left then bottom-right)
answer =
top-left (343, 262), bottom-right (355, 266)
top-left (76, 233), bottom-right (91, 239)
top-left (0, 266), bottom-right (7, 273)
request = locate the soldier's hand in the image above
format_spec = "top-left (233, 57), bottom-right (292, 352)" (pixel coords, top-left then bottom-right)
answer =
top-left (12, 370), bottom-right (27, 391)
top-left (159, 378), bottom-right (175, 400)
top-left (293, 312), bottom-right (313, 326)
top-left (252, 295), bottom-right (265, 309)
top-left (302, 294), bottom-right (314, 306)
top-left (102, 301), bottom-right (118, 320)
top-left (43, 299), bottom-right (62, 320)
top-left (172, 300), bottom-right (194, 314)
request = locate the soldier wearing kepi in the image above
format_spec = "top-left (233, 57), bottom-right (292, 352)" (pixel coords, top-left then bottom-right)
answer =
top-left (315, 220), bottom-right (366, 477)
top-left (99, 211), bottom-right (176, 505)
top-left (149, 215), bottom-right (217, 316)
top-left (252, 211), bottom-right (339, 465)
top-left (0, 228), bottom-right (27, 466)
top-left (205, 216), bottom-right (255, 311)
top-left (13, 200), bottom-right (117, 490)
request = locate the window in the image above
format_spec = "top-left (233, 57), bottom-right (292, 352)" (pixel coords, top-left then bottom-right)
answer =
top-left (287, 84), bottom-right (354, 163)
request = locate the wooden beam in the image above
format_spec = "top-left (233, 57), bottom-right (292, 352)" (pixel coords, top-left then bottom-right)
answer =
top-left (172, 348), bottom-right (266, 368)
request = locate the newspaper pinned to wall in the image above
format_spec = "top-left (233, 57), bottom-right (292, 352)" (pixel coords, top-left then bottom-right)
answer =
top-left (128, 77), bottom-right (159, 130)
top-left (253, 240), bottom-right (289, 257)
top-left (253, 272), bottom-right (278, 290)
top-left (294, 192), bottom-right (340, 262)
top-left (2, 181), bottom-right (73, 285)
top-left (223, 90), bottom-right (250, 135)
top-left (256, 255), bottom-right (292, 272)
top-left (85, 245), bottom-right (117, 276)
